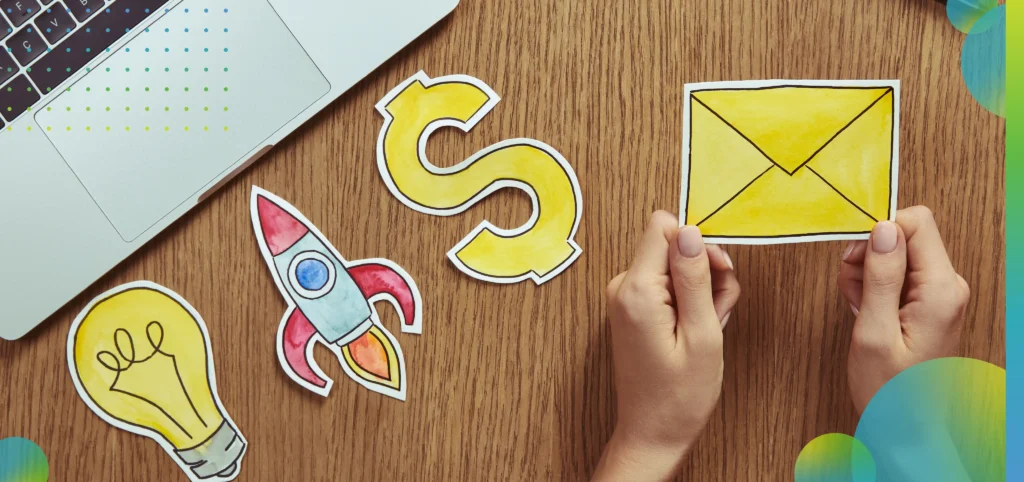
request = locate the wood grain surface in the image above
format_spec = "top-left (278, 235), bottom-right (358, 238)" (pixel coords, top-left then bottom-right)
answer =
top-left (0, 0), bottom-right (1006, 480)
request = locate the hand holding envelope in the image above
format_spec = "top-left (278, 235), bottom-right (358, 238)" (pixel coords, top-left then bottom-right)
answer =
top-left (680, 80), bottom-right (899, 244)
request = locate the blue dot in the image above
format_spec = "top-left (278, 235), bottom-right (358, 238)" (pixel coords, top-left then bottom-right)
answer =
top-left (295, 259), bottom-right (329, 291)
top-left (224, 28), bottom-right (228, 32)
top-left (204, 8), bottom-right (208, 13)
top-left (185, 28), bottom-right (189, 32)
top-left (224, 8), bottom-right (229, 13)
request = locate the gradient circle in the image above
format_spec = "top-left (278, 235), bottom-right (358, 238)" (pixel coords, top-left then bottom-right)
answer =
top-left (795, 433), bottom-right (876, 482)
top-left (960, 5), bottom-right (1005, 117)
top-left (0, 437), bottom-right (49, 482)
top-left (855, 358), bottom-right (1005, 481)
top-left (946, 0), bottom-right (998, 33)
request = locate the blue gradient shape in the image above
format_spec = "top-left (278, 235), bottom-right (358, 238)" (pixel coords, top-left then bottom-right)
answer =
top-left (961, 5), bottom-right (1006, 117)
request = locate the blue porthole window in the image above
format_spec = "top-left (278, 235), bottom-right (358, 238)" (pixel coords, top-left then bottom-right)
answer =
top-left (288, 251), bottom-right (336, 299)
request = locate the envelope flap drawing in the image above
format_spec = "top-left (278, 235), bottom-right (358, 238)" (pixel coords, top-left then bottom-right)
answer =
top-left (681, 80), bottom-right (899, 244)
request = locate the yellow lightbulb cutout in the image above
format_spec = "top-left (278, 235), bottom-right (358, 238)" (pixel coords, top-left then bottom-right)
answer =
top-left (67, 282), bottom-right (246, 481)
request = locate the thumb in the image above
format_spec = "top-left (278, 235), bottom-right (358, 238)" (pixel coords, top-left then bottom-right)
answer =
top-left (858, 221), bottom-right (907, 334)
top-left (668, 226), bottom-right (719, 331)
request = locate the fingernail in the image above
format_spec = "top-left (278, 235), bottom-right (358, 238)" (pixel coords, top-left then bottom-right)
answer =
top-left (842, 242), bottom-right (856, 261)
top-left (721, 311), bottom-right (732, 329)
top-left (677, 226), bottom-right (704, 258)
top-left (850, 303), bottom-right (860, 316)
top-left (723, 251), bottom-right (734, 270)
top-left (871, 221), bottom-right (898, 254)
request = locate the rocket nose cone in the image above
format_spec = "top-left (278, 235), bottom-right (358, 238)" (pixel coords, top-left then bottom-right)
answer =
top-left (255, 195), bottom-right (309, 256)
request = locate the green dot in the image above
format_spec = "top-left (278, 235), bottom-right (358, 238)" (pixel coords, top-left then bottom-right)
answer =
top-left (86, 126), bottom-right (91, 131)
top-left (145, 87), bottom-right (150, 92)
top-left (224, 126), bottom-right (229, 131)
top-left (125, 68), bottom-right (130, 72)
top-left (145, 107), bottom-right (150, 111)
top-left (105, 107), bottom-right (110, 111)
top-left (125, 107), bottom-right (130, 112)
top-left (145, 68), bottom-right (150, 72)
top-left (203, 87), bottom-right (208, 92)
top-left (223, 87), bottom-right (228, 92)
top-left (66, 126), bottom-right (71, 131)
top-left (203, 67), bottom-right (208, 72)
top-left (184, 87), bottom-right (190, 92)
top-left (223, 107), bottom-right (228, 111)
top-left (165, 87), bottom-right (169, 92)
top-left (204, 106), bottom-right (209, 111)
top-left (125, 126), bottom-right (130, 131)
top-left (65, 107), bottom-right (70, 111)
top-left (85, 87), bottom-right (91, 92)
top-left (46, 106), bottom-right (51, 111)
top-left (185, 67), bottom-right (190, 72)
top-left (184, 107), bottom-right (189, 112)
top-left (165, 68), bottom-right (170, 72)
top-left (86, 107), bottom-right (91, 111)
top-left (105, 87), bottom-right (110, 92)
top-left (105, 68), bottom-right (110, 72)
top-left (165, 107), bottom-right (170, 111)
top-left (125, 87), bottom-right (130, 92)
top-left (184, 126), bottom-right (189, 131)
top-left (223, 67), bottom-right (228, 72)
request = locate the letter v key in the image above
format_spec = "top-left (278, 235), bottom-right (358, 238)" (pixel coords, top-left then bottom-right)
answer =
top-left (37, 5), bottom-right (74, 44)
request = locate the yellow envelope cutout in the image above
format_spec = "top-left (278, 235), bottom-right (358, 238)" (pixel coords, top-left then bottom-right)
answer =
top-left (681, 81), bottom-right (898, 243)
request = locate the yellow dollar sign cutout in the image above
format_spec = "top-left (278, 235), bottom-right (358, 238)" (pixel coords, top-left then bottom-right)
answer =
top-left (375, 72), bottom-right (583, 284)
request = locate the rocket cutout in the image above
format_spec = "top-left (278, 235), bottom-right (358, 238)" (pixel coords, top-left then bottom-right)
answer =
top-left (250, 187), bottom-right (422, 401)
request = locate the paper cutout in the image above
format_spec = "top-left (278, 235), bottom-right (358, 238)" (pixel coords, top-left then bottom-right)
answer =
top-left (67, 281), bottom-right (246, 482)
top-left (250, 187), bottom-right (422, 401)
top-left (375, 71), bottom-right (583, 284)
top-left (680, 80), bottom-right (900, 244)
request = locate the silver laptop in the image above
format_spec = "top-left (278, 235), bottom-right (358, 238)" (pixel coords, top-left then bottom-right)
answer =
top-left (0, 0), bottom-right (458, 340)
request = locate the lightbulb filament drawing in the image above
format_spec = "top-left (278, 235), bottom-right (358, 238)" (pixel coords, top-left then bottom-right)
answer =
top-left (96, 321), bottom-right (210, 440)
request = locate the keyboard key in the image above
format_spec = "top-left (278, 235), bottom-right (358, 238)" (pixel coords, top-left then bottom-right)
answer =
top-left (0, 48), bottom-right (15, 84)
top-left (64, 0), bottom-right (100, 22)
top-left (1, 14), bottom-right (11, 41)
top-left (6, 25), bottom-right (44, 65)
top-left (36, 3), bottom-right (73, 44)
top-left (31, 0), bottom-right (170, 93)
top-left (1, 0), bottom-right (42, 28)
top-left (0, 75), bottom-right (39, 121)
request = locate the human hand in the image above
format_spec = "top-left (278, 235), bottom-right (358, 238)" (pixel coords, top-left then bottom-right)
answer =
top-left (593, 211), bottom-right (740, 481)
top-left (839, 206), bottom-right (970, 413)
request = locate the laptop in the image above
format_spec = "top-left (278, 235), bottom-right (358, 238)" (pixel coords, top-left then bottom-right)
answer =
top-left (0, 0), bottom-right (459, 340)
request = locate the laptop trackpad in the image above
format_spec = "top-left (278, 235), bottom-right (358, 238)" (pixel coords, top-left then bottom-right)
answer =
top-left (35, 0), bottom-right (329, 241)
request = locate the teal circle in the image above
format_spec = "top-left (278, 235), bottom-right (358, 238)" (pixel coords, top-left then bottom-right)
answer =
top-left (0, 437), bottom-right (49, 482)
top-left (946, 0), bottom-right (997, 33)
top-left (854, 358), bottom-right (1005, 481)
top-left (960, 5), bottom-right (1005, 116)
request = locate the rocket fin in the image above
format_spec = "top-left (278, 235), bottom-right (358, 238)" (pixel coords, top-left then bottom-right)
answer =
top-left (339, 324), bottom-right (406, 400)
top-left (348, 261), bottom-right (422, 334)
top-left (278, 307), bottom-right (332, 396)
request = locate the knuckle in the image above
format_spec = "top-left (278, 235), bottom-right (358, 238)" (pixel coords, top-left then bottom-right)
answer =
top-left (906, 205), bottom-right (935, 223)
top-left (648, 210), bottom-right (677, 230)
top-left (605, 273), bottom-right (626, 300)
top-left (852, 329), bottom-right (896, 357)
top-left (866, 271), bottom-right (904, 294)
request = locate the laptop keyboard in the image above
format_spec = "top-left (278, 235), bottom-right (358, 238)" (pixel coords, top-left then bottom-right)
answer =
top-left (0, 0), bottom-right (171, 131)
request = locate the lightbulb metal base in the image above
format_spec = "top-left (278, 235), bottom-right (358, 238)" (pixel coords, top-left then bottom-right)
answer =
top-left (176, 420), bottom-right (246, 480)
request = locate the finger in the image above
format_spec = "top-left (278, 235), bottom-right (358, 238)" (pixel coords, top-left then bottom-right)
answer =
top-left (711, 268), bottom-right (740, 327)
top-left (667, 225), bottom-right (719, 332)
top-left (858, 221), bottom-right (907, 339)
top-left (627, 211), bottom-right (679, 278)
top-left (896, 206), bottom-right (956, 277)
top-left (838, 262), bottom-right (864, 314)
top-left (706, 245), bottom-right (735, 272)
top-left (606, 272), bottom-right (626, 301)
top-left (841, 240), bottom-right (868, 265)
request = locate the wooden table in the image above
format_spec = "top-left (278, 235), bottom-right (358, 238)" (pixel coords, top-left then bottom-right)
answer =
top-left (1, 0), bottom-right (1006, 480)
